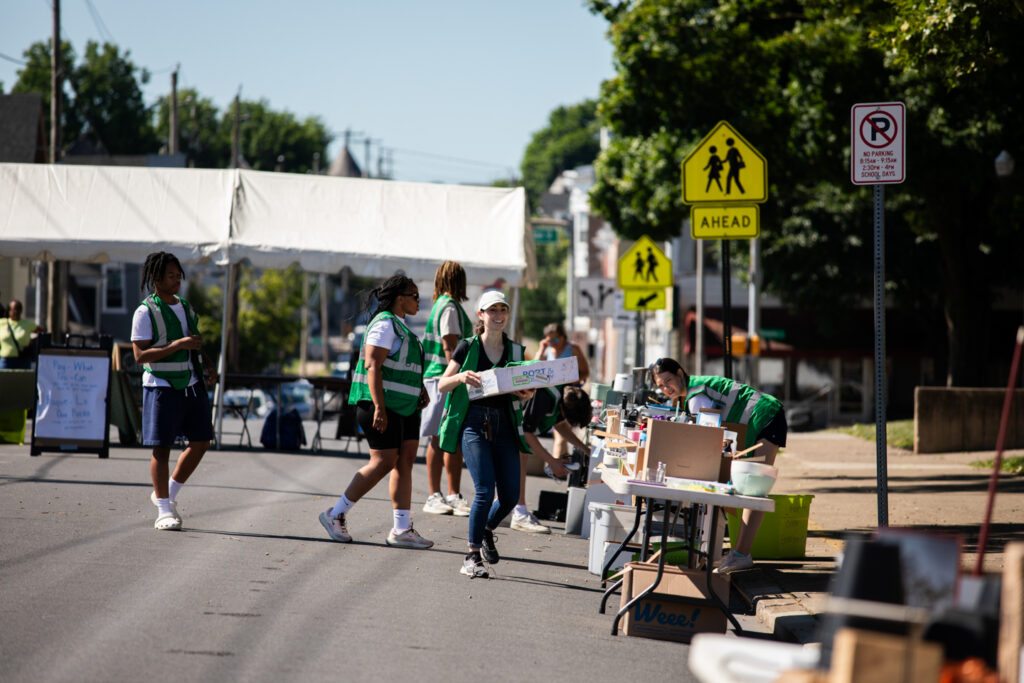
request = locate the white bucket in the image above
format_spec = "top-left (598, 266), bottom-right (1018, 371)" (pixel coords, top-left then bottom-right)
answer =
top-left (612, 373), bottom-right (633, 393)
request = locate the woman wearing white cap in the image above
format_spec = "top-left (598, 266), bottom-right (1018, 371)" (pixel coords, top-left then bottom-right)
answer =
top-left (437, 290), bottom-right (534, 578)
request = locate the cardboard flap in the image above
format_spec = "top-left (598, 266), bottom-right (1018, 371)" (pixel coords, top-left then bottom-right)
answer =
top-left (645, 419), bottom-right (724, 481)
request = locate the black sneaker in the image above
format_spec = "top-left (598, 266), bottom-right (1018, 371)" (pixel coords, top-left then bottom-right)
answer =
top-left (460, 551), bottom-right (488, 578)
top-left (481, 528), bottom-right (500, 564)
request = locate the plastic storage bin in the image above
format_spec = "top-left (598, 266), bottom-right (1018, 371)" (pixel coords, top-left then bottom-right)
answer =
top-left (587, 502), bottom-right (637, 575)
top-left (726, 494), bottom-right (814, 559)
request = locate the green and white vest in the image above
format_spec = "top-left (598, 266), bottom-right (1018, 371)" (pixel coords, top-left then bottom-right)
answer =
top-left (422, 295), bottom-right (473, 378)
top-left (527, 387), bottom-right (563, 435)
top-left (141, 293), bottom-right (202, 390)
top-left (437, 336), bottom-right (530, 453)
top-left (348, 311), bottom-right (424, 417)
top-left (685, 375), bottom-right (782, 449)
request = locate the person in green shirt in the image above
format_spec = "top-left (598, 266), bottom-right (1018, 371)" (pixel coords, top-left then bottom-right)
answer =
top-left (651, 357), bottom-right (788, 575)
top-left (1, 300), bottom-right (44, 369)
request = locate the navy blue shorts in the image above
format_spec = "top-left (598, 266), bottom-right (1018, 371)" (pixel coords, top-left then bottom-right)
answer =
top-left (142, 384), bottom-right (214, 447)
top-left (756, 408), bottom-right (788, 448)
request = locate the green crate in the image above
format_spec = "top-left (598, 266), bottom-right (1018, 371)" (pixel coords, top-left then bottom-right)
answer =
top-left (727, 494), bottom-right (814, 559)
top-left (0, 409), bottom-right (27, 445)
top-left (630, 541), bottom-right (690, 568)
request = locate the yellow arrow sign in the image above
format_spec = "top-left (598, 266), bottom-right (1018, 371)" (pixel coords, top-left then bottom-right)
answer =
top-left (617, 235), bottom-right (673, 289)
top-left (682, 121), bottom-right (767, 204)
top-left (691, 204), bottom-right (760, 239)
top-left (623, 288), bottom-right (666, 311)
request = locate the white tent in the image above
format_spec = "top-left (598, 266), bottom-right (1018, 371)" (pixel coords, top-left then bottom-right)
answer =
top-left (0, 162), bottom-right (538, 447)
top-left (0, 163), bottom-right (536, 286)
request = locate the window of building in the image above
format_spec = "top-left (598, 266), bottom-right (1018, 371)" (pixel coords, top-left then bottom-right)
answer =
top-left (102, 263), bottom-right (127, 313)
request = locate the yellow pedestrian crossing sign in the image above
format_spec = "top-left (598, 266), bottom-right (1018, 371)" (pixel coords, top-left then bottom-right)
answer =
top-left (617, 235), bottom-right (672, 289)
top-left (682, 121), bottom-right (767, 204)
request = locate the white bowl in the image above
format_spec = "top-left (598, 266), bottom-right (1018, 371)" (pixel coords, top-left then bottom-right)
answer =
top-left (731, 460), bottom-right (778, 496)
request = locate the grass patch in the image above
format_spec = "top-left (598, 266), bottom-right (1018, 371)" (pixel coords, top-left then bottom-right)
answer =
top-left (830, 420), bottom-right (914, 450)
top-left (969, 456), bottom-right (1024, 474)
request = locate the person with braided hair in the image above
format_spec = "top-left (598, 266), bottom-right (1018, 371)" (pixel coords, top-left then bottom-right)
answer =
top-left (131, 252), bottom-right (217, 531)
top-left (420, 261), bottom-right (474, 517)
top-left (319, 274), bottom-right (434, 550)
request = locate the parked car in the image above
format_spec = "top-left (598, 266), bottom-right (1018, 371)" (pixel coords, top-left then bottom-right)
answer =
top-left (221, 388), bottom-right (274, 418)
top-left (278, 379), bottom-right (314, 420)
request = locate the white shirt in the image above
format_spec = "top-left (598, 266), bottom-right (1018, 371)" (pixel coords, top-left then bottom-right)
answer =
top-left (364, 315), bottom-right (406, 356)
top-left (438, 303), bottom-right (462, 337)
top-left (131, 301), bottom-right (198, 388)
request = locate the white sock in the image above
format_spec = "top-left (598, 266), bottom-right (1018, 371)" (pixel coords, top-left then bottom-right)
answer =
top-left (393, 509), bottom-right (410, 533)
top-left (156, 498), bottom-right (174, 516)
top-left (330, 494), bottom-right (355, 517)
top-left (168, 478), bottom-right (183, 502)
top-left (514, 504), bottom-right (529, 517)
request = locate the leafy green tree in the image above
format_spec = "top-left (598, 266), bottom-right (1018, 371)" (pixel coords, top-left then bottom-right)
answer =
top-left (520, 100), bottom-right (601, 208)
top-left (71, 41), bottom-right (158, 154)
top-left (154, 88), bottom-right (227, 167)
top-left (224, 99), bottom-right (331, 173)
top-left (519, 241), bottom-right (569, 341)
top-left (587, 0), bottom-right (1024, 385)
top-left (237, 265), bottom-right (306, 373)
top-left (11, 39), bottom-right (86, 149)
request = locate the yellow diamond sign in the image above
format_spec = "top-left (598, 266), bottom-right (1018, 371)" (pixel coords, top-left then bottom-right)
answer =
top-left (617, 235), bottom-right (672, 289)
top-left (682, 121), bottom-right (767, 205)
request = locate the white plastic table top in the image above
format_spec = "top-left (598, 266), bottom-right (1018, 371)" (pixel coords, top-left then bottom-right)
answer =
top-left (600, 469), bottom-right (775, 513)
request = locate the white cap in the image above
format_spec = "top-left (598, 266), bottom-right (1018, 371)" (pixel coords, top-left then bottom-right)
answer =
top-left (477, 290), bottom-right (508, 311)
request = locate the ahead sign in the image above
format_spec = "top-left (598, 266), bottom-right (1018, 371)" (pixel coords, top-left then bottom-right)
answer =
top-left (851, 102), bottom-right (905, 185)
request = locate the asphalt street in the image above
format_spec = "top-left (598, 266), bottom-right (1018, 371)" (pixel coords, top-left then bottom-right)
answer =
top-left (1, 419), bottom-right (752, 683)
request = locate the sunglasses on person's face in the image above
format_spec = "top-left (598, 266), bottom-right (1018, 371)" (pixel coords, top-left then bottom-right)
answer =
top-left (401, 292), bottom-right (419, 302)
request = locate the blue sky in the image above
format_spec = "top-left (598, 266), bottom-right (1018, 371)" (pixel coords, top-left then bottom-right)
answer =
top-left (0, 1), bottom-right (615, 185)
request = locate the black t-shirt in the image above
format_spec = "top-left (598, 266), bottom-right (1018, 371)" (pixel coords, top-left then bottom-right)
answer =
top-left (452, 338), bottom-right (511, 411)
top-left (522, 388), bottom-right (559, 434)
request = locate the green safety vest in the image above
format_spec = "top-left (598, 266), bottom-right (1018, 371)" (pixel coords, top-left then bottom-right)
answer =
top-left (141, 294), bottom-right (202, 390)
top-left (348, 311), bottom-right (424, 417)
top-left (422, 295), bottom-right (473, 378)
top-left (685, 375), bottom-right (782, 449)
top-left (437, 336), bottom-right (530, 453)
top-left (527, 386), bottom-right (563, 435)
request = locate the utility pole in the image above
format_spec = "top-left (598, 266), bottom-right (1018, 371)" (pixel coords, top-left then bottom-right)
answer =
top-left (363, 138), bottom-right (371, 178)
top-left (226, 88), bottom-right (242, 373)
top-left (231, 91), bottom-right (241, 168)
top-left (47, 0), bottom-right (64, 337)
top-left (169, 65), bottom-right (179, 155)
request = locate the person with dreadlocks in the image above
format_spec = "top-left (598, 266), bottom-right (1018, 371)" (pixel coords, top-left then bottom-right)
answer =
top-left (131, 251), bottom-right (217, 531)
top-left (319, 274), bottom-right (434, 549)
top-left (420, 261), bottom-right (474, 517)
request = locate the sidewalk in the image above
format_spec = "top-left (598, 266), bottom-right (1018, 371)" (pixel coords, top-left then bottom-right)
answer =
top-left (727, 431), bottom-right (1024, 643)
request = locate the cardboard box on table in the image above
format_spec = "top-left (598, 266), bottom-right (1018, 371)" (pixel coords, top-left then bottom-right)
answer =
top-left (634, 419), bottom-right (726, 482)
top-left (619, 561), bottom-right (730, 642)
top-left (467, 357), bottom-right (578, 400)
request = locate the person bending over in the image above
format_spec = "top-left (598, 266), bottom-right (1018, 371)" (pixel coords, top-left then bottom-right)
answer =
top-left (650, 357), bottom-right (787, 574)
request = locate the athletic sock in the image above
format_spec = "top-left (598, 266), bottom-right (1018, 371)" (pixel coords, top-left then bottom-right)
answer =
top-left (156, 498), bottom-right (174, 516)
top-left (330, 494), bottom-right (355, 517)
top-left (168, 478), bottom-right (183, 502)
top-left (514, 504), bottom-right (529, 517)
top-left (393, 509), bottom-right (411, 533)
top-left (731, 550), bottom-right (749, 558)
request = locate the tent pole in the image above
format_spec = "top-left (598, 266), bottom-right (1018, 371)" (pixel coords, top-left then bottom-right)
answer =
top-left (214, 264), bottom-right (233, 449)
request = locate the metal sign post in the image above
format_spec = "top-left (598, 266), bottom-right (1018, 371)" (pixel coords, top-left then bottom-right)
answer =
top-left (852, 101), bottom-right (906, 528)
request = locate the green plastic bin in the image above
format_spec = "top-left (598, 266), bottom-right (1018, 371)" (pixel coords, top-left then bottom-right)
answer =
top-left (726, 494), bottom-right (814, 559)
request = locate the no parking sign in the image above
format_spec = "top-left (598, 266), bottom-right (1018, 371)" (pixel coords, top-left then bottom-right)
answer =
top-left (851, 102), bottom-right (905, 185)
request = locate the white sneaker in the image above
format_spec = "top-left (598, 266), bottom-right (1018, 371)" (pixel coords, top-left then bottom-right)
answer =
top-left (713, 551), bottom-right (754, 574)
top-left (386, 526), bottom-right (434, 550)
top-left (510, 512), bottom-right (551, 534)
top-left (422, 492), bottom-right (454, 515)
top-left (445, 493), bottom-right (471, 517)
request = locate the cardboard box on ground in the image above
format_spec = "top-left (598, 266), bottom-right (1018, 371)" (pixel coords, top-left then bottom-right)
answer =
top-left (619, 561), bottom-right (730, 642)
top-left (467, 357), bottom-right (578, 400)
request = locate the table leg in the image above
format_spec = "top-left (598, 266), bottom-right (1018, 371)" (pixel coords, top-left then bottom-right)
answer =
top-left (599, 501), bottom-right (645, 613)
top-left (704, 505), bottom-right (744, 633)
top-left (311, 386), bottom-right (325, 453)
top-left (611, 495), bottom-right (668, 635)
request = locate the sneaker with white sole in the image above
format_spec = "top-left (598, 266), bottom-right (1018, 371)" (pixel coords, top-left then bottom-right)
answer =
top-left (511, 512), bottom-right (551, 534)
top-left (319, 509), bottom-right (352, 543)
top-left (422, 492), bottom-right (454, 515)
top-left (713, 551), bottom-right (754, 574)
top-left (460, 551), bottom-right (488, 578)
top-left (445, 493), bottom-right (471, 517)
top-left (481, 528), bottom-right (500, 564)
top-left (386, 526), bottom-right (434, 549)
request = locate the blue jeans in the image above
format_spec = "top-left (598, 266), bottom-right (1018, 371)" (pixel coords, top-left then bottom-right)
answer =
top-left (460, 404), bottom-right (521, 548)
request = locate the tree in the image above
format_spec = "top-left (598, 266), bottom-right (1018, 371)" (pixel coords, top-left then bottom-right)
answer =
top-left (519, 242), bottom-right (569, 341)
top-left (587, 0), bottom-right (1024, 385)
top-left (520, 100), bottom-right (601, 208)
top-left (11, 39), bottom-right (86, 149)
top-left (154, 88), bottom-right (227, 167)
top-left (222, 99), bottom-right (331, 173)
top-left (236, 265), bottom-right (306, 374)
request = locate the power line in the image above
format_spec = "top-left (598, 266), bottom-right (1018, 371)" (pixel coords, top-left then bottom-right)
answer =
top-left (0, 51), bottom-right (27, 66)
top-left (389, 146), bottom-right (512, 170)
top-left (84, 0), bottom-right (115, 43)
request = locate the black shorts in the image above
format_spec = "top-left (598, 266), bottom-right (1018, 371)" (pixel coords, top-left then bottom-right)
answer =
top-left (356, 401), bottom-right (421, 450)
top-left (756, 408), bottom-right (788, 448)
